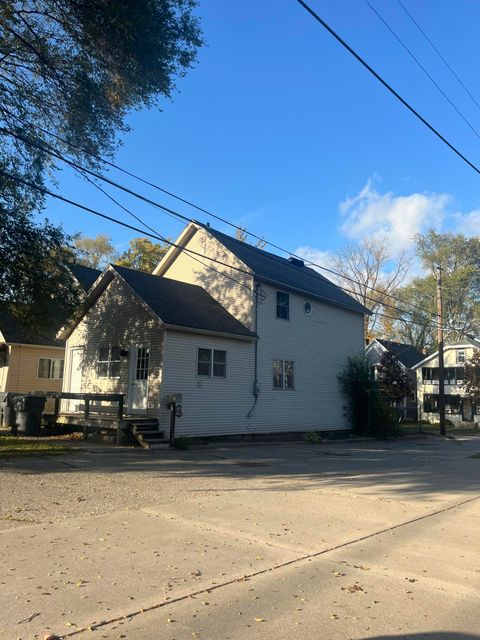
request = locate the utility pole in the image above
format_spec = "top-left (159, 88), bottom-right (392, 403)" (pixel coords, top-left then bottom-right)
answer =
top-left (436, 265), bottom-right (446, 436)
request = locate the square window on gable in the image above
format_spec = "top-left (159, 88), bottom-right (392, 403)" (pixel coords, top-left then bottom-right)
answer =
top-left (276, 291), bottom-right (290, 320)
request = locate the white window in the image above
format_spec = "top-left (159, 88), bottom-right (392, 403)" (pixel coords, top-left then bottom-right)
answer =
top-left (457, 350), bottom-right (466, 364)
top-left (38, 358), bottom-right (64, 379)
top-left (197, 348), bottom-right (227, 377)
top-left (273, 359), bottom-right (294, 389)
top-left (276, 291), bottom-right (290, 320)
top-left (97, 346), bottom-right (121, 378)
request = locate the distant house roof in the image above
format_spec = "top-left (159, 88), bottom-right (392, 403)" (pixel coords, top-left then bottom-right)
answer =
top-left (68, 263), bottom-right (102, 292)
top-left (412, 339), bottom-right (480, 369)
top-left (0, 308), bottom-right (63, 348)
top-left (375, 339), bottom-right (425, 369)
top-left (200, 225), bottom-right (368, 315)
top-left (61, 265), bottom-right (257, 341)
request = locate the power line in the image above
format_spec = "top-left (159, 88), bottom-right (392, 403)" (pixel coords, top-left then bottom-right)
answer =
top-left (0, 125), bottom-right (439, 320)
top-left (1, 165), bottom-right (454, 331)
top-left (363, 0), bottom-right (480, 140)
top-left (394, 0), bottom-right (480, 113)
top-left (295, 0), bottom-right (480, 178)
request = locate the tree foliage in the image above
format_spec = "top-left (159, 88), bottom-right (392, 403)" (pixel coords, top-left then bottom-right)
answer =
top-left (338, 355), bottom-right (399, 438)
top-left (73, 233), bottom-right (117, 269)
top-left (235, 226), bottom-right (267, 249)
top-left (0, 1), bottom-right (202, 327)
top-left (376, 351), bottom-right (413, 403)
top-left (390, 231), bottom-right (480, 350)
top-left (116, 237), bottom-right (170, 272)
top-left (0, 210), bottom-right (80, 332)
top-left (463, 348), bottom-right (480, 408)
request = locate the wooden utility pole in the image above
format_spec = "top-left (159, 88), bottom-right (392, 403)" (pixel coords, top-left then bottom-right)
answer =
top-left (436, 265), bottom-right (446, 436)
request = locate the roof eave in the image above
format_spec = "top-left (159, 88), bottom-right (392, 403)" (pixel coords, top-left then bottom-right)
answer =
top-left (164, 323), bottom-right (257, 341)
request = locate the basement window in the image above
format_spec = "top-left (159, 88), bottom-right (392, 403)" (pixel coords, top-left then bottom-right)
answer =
top-left (38, 358), bottom-right (64, 379)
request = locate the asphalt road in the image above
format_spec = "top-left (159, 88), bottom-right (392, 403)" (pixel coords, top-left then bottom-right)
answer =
top-left (1, 436), bottom-right (479, 640)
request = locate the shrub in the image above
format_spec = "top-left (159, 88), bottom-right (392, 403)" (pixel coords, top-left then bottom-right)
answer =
top-left (338, 355), bottom-right (399, 439)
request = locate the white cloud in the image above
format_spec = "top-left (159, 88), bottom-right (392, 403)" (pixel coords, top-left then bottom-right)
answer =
top-left (294, 246), bottom-right (334, 272)
top-left (453, 209), bottom-right (480, 237)
top-left (339, 179), bottom-right (450, 254)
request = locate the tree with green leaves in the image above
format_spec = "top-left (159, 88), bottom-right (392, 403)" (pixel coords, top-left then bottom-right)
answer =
top-left (376, 351), bottom-right (413, 404)
top-left (73, 234), bottom-right (118, 270)
top-left (116, 237), bottom-right (170, 272)
top-left (0, 0), bottom-right (203, 329)
top-left (390, 230), bottom-right (480, 349)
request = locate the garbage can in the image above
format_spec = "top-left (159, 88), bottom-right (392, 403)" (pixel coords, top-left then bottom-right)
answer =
top-left (14, 395), bottom-right (46, 436)
top-left (0, 392), bottom-right (16, 430)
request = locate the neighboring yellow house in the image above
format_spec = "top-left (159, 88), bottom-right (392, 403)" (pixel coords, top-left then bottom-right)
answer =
top-left (0, 263), bottom-right (101, 399)
top-left (0, 310), bottom-right (65, 396)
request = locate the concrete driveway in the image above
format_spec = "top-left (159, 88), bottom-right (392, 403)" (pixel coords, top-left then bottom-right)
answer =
top-left (1, 436), bottom-right (479, 639)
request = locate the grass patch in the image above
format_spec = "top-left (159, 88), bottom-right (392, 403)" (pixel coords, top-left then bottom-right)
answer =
top-left (400, 423), bottom-right (480, 437)
top-left (469, 453), bottom-right (480, 459)
top-left (0, 436), bottom-right (73, 458)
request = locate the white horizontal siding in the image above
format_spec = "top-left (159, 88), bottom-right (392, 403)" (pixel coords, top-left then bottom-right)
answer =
top-left (161, 283), bottom-right (364, 437)
top-left (251, 283), bottom-right (364, 432)
top-left (161, 330), bottom-right (255, 437)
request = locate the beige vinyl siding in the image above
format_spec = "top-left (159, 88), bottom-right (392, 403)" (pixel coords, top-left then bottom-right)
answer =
top-left (160, 284), bottom-right (364, 437)
top-left (65, 275), bottom-right (164, 414)
top-left (161, 330), bottom-right (255, 437)
top-left (416, 345), bottom-right (476, 424)
top-left (3, 344), bottom-right (65, 395)
top-left (157, 225), bottom-right (255, 330)
top-left (0, 345), bottom-right (9, 392)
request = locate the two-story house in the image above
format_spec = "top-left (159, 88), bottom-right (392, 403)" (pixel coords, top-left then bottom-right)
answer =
top-left (60, 222), bottom-right (367, 438)
top-left (412, 340), bottom-right (480, 424)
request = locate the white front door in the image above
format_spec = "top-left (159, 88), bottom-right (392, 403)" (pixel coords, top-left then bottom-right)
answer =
top-left (128, 344), bottom-right (150, 413)
top-left (65, 347), bottom-right (83, 413)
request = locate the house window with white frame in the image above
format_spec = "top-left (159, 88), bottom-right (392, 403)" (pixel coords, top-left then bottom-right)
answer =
top-left (273, 359), bottom-right (294, 389)
top-left (457, 350), bottom-right (466, 364)
top-left (197, 348), bottom-right (227, 377)
top-left (97, 346), bottom-right (121, 378)
top-left (38, 357), bottom-right (64, 379)
top-left (276, 291), bottom-right (290, 320)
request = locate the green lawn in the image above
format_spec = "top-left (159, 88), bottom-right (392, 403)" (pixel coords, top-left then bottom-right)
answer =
top-left (0, 436), bottom-right (74, 457)
top-left (400, 422), bottom-right (480, 437)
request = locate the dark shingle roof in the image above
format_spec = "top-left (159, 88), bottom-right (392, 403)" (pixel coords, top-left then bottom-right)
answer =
top-left (114, 265), bottom-right (256, 339)
top-left (69, 263), bottom-right (102, 292)
top-left (376, 339), bottom-right (425, 369)
top-left (200, 226), bottom-right (368, 315)
top-left (0, 308), bottom-right (63, 347)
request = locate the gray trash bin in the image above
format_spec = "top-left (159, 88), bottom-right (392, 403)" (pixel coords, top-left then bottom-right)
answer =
top-left (0, 392), bottom-right (16, 430)
top-left (14, 395), bottom-right (46, 436)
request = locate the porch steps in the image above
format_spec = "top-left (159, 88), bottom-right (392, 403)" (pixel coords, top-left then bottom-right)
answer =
top-left (130, 420), bottom-right (168, 449)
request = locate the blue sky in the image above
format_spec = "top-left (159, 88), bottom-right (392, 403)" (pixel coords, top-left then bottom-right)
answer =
top-left (41, 0), bottom-right (480, 263)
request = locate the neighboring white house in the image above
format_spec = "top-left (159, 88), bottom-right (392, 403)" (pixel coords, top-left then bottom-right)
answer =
top-left (412, 340), bottom-right (480, 424)
top-left (365, 338), bottom-right (425, 420)
top-left (60, 222), bottom-right (367, 438)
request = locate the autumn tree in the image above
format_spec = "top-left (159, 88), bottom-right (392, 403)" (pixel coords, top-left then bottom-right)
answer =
top-left (376, 351), bottom-right (413, 404)
top-left (0, 0), bottom-right (203, 327)
top-left (331, 237), bottom-right (410, 341)
top-left (235, 226), bottom-right (267, 249)
top-left (116, 237), bottom-right (170, 272)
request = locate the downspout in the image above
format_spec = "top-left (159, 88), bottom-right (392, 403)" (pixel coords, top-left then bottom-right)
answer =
top-left (247, 283), bottom-right (260, 418)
